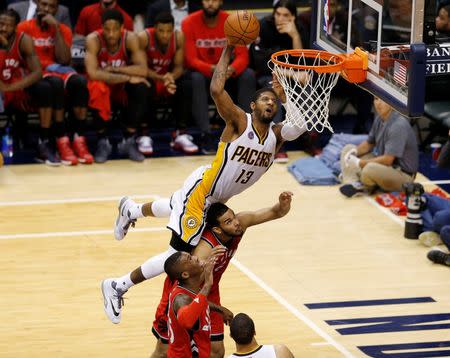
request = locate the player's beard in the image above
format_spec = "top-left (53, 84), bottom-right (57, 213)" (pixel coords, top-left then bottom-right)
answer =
top-left (203, 8), bottom-right (220, 18)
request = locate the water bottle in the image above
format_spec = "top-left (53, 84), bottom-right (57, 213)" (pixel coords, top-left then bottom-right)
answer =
top-left (1, 127), bottom-right (13, 164)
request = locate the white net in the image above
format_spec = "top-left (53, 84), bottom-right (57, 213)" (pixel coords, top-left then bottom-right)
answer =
top-left (269, 51), bottom-right (343, 133)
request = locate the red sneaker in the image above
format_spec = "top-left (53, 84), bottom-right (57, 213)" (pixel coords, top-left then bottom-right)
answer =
top-left (274, 151), bottom-right (289, 163)
top-left (73, 135), bottom-right (94, 164)
top-left (56, 136), bottom-right (78, 165)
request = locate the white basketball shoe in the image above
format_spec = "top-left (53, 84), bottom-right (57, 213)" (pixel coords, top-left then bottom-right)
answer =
top-left (101, 279), bottom-right (127, 324)
top-left (114, 196), bottom-right (137, 241)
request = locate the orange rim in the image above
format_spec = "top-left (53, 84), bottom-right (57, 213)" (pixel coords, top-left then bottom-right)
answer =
top-left (271, 49), bottom-right (345, 73)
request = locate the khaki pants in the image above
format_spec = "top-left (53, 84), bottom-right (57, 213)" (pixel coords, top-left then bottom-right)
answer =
top-left (340, 144), bottom-right (415, 191)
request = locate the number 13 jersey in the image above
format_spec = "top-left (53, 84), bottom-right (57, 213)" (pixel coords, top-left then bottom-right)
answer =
top-left (205, 113), bottom-right (276, 203)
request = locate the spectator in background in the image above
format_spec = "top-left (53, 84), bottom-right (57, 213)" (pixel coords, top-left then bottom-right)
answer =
top-left (18, 0), bottom-right (93, 165)
top-left (138, 12), bottom-right (198, 155)
top-left (182, 0), bottom-right (256, 154)
top-left (146, 0), bottom-right (201, 30)
top-left (250, 0), bottom-right (309, 162)
top-left (0, 9), bottom-right (58, 164)
top-left (229, 313), bottom-right (294, 358)
top-left (339, 97), bottom-right (418, 198)
top-left (438, 130), bottom-right (450, 169)
top-left (84, 8), bottom-right (149, 163)
top-left (436, 4), bottom-right (450, 39)
top-left (8, 0), bottom-right (72, 28)
top-left (75, 0), bottom-right (133, 38)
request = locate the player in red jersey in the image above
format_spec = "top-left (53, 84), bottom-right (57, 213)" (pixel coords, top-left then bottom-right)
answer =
top-left (150, 191), bottom-right (293, 358)
top-left (138, 11), bottom-right (198, 155)
top-left (163, 251), bottom-right (217, 358)
top-left (85, 8), bottom-right (150, 163)
top-left (0, 9), bottom-right (66, 165)
top-left (18, 0), bottom-right (93, 166)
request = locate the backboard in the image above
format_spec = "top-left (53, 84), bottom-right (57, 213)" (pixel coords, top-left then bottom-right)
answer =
top-left (311, 0), bottom-right (427, 116)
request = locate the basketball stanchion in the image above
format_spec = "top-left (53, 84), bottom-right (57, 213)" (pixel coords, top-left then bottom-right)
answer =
top-left (269, 48), bottom-right (368, 133)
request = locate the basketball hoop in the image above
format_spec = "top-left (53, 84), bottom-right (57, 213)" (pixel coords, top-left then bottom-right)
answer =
top-left (269, 48), bottom-right (368, 133)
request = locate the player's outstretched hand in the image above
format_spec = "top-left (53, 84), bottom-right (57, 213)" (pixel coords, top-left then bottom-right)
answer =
top-left (271, 73), bottom-right (286, 103)
top-left (278, 191), bottom-right (293, 216)
top-left (219, 306), bottom-right (234, 325)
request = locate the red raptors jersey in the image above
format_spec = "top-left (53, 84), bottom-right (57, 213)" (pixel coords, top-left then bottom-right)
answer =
top-left (95, 29), bottom-right (129, 69)
top-left (17, 19), bottom-right (72, 70)
top-left (200, 229), bottom-right (242, 303)
top-left (167, 285), bottom-right (211, 358)
top-left (0, 32), bottom-right (26, 83)
top-left (145, 27), bottom-right (176, 75)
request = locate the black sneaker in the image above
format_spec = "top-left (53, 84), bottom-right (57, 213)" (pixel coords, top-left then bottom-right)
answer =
top-left (118, 137), bottom-right (145, 162)
top-left (427, 250), bottom-right (450, 266)
top-left (94, 138), bottom-right (112, 163)
top-left (200, 133), bottom-right (217, 155)
top-left (36, 140), bottom-right (61, 166)
top-left (339, 182), bottom-right (366, 198)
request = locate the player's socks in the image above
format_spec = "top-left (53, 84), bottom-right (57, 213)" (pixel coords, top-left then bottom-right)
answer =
top-left (128, 203), bottom-right (144, 220)
top-left (115, 274), bottom-right (134, 291)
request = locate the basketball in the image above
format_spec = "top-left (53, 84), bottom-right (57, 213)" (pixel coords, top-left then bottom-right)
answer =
top-left (224, 10), bottom-right (260, 46)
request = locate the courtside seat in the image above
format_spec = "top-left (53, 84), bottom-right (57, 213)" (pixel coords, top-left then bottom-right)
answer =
top-left (418, 100), bottom-right (450, 148)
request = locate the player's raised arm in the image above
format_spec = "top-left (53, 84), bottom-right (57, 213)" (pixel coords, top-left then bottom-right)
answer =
top-left (210, 45), bottom-right (246, 127)
top-left (237, 191), bottom-right (293, 229)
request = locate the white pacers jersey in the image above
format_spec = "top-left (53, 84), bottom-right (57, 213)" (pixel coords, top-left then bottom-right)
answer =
top-left (229, 345), bottom-right (277, 358)
top-left (204, 113), bottom-right (277, 203)
top-left (167, 113), bottom-right (277, 246)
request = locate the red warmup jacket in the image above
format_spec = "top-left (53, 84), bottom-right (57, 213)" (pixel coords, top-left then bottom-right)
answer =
top-left (181, 10), bottom-right (249, 78)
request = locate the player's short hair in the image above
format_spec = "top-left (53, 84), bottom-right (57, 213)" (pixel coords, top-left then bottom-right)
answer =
top-left (0, 9), bottom-right (21, 26)
top-left (251, 87), bottom-right (277, 103)
top-left (155, 11), bottom-right (175, 26)
top-left (274, 0), bottom-right (298, 17)
top-left (206, 202), bottom-right (229, 228)
top-left (101, 8), bottom-right (124, 25)
top-left (164, 251), bottom-right (183, 281)
top-left (230, 313), bottom-right (256, 345)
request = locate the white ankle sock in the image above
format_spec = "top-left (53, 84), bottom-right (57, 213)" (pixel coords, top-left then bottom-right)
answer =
top-left (151, 198), bottom-right (171, 217)
top-left (129, 203), bottom-right (144, 220)
top-left (116, 274), bottom-right (134, 291)
top-left (141, 246), bottom-right (177, 279)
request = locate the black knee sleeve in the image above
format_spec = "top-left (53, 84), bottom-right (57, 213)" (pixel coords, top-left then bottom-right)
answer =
top-left (45, 76), bottom-right (65, 110)
top-left (66, 75), bottom-right (89, 107)
top-left (27, 79), bottom-right (53, 108)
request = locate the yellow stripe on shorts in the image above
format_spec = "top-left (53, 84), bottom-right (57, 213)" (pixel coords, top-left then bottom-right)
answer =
top-left (180, 142), bottom-right (229, 244)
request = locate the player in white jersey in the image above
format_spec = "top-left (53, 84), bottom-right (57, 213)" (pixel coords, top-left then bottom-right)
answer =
top-left (229, 313), bottom-right (294, 358)
top-left (101, 45), bottom-right (308, 324)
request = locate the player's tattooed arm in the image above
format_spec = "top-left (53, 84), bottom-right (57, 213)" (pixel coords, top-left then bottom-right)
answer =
top-left (208, 303), bottom-right (234, 324)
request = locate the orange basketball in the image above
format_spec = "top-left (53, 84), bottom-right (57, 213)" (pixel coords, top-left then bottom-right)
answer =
top-left (224, 10), bottom-right (260, 46)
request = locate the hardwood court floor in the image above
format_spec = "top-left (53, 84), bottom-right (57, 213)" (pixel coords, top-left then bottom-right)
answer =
top-left (0, 152), bottom-right (449, 357)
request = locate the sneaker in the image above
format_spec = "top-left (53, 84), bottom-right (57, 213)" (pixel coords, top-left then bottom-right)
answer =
top-left (114, 196), bottom-right (137, 241)
top-left (200, 134), bottom-right (216, 155)
top-left (118, 137), bottom-right (145, 162)
top-left (137, 136), bottom-right (154, 155)
top-left (274, 151), bottom-right (289, 163)
top-left (171, 132), bottom-right (199, 154)
top-left (72, 135), bottom-right (93, 164)
top-left (419, 231), bottom-right (443, 247)
top-left (427, 249), bottom-right (450, 266)
top-left (56, 136), bottom-right (78, 165)
top-left (101, 278), bottom-right (127, 324)
top-left (339, 182), bottom-right (366, 198)
top-left (36, 140), bottom-right (61, 166)
top-left (94, 138), bottom-right (112, 164)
